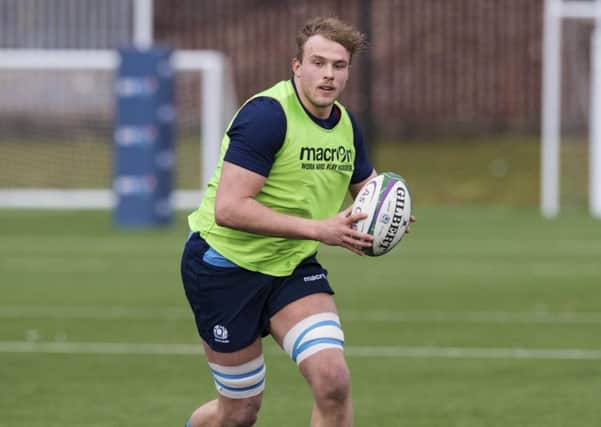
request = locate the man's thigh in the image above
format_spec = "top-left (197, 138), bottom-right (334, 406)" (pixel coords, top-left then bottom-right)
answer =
top-left (269, 293), bottom-right (348, 387)
top-left (269, 292), bottom-right (339, 346)
top-left (266, 253), bottom-right (336, 343)
top-left (201, 337), bottom-right (267, 402)
top-left (181, 233), bottom-right (274, 353)
top-left (202, 336), bottom-right (263, 365)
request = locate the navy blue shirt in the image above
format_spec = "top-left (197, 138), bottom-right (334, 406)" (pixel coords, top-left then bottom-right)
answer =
top-left (224, 80), bottom-right (373, 184)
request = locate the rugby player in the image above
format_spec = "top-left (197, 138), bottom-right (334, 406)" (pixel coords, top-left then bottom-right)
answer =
top-left (180, 16), bottom-right (410, 427)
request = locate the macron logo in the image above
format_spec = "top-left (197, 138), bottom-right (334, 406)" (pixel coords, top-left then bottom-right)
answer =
top-left (299, 146), bottom-right (353, 163)
top-left (304, 273), bottom-right (327, 283)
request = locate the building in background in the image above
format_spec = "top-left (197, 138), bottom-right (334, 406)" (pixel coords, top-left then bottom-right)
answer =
top-left (1, 0), bottom-right (595, 139)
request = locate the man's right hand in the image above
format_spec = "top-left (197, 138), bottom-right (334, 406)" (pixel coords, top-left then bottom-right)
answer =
top-left (316, 207), bottom-right (374, 256)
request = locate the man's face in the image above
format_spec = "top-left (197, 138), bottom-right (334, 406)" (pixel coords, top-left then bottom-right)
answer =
top-left (292, 35), bottom-right (351, 118)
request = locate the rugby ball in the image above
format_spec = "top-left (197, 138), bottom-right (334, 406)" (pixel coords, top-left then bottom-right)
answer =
top-left (351, 172), bottom-right (412, 256)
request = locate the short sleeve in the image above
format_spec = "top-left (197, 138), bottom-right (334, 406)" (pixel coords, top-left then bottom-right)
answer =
top-left (347, 110), bottom-right (374, 184)
top-left (224, 97), bottom-right (287, 177)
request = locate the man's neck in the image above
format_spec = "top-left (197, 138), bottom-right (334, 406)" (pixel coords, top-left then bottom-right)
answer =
top-left (292, 76), bottom-right (332, 119)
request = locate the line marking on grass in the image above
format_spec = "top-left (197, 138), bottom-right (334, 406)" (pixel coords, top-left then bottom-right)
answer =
top-left (2, 306), bottom-right (601, 325)
top-left (0, 306), bottom-right (191, 320)
top-left (342, 310), bottom-right (601, 325)
top-left (0, 341), bottom-right (600, 360)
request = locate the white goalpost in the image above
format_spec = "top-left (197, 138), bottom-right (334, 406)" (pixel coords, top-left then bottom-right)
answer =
top-left (542, 0), bottom-right (601, 218)
top-left (0, 0), bottom-right (237, 209)
top-left (0, 49), bottom-right (236, 209)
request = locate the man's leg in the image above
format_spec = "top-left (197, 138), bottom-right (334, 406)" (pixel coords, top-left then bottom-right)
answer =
top-left (188, 338), bottom-right (264, 427)
top-left (270, 293), bottom-right (352, 427)
top-left (181, 233), bottom-right (274, 427)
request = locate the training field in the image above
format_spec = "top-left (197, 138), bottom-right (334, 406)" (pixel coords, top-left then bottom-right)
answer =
top-left (1, 207), bottom-right (600, 426)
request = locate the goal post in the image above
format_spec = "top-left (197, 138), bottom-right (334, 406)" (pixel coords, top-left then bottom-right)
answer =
top-left (541, 0), bottom-right (601, 218)
top-left (0, 48), bottom-right (237, 209)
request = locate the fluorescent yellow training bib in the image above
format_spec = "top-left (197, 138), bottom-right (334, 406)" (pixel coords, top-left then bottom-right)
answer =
top-left (188, 80), bottom-right (355, 276)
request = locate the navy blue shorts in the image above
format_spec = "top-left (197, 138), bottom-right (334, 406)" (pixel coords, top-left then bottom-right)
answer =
top-left (180, 233), bottom-right (334, 353)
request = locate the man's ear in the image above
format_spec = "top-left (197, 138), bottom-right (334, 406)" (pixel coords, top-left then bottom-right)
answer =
top-left (291, 57), bottom-right (301, 76)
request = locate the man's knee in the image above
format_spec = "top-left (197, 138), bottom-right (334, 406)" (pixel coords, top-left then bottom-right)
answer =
top-left (219, 396), bottom-right (262, 427)
top-left (306, 357), bottom-right (351, 404)
top-left (281, 312), bottom-right (350, 403)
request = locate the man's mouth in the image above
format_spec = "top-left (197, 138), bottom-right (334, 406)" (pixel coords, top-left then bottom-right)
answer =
top-left (318, 85), bottom-right (335, 93)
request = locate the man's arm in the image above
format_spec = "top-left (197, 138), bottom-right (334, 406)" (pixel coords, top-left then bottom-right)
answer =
top-left (215, 161), bottom-right (373, 255)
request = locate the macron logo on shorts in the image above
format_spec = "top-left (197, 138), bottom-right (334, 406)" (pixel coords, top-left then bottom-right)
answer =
top-left (303, 273), bottom-right (326, 283)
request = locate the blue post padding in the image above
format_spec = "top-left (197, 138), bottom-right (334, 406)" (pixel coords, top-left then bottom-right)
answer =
top-left (113, 46), bottom-right (175, 228)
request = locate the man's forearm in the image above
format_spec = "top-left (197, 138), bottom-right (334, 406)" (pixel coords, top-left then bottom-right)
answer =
top-left (215, 196), bottom-right (320, 241)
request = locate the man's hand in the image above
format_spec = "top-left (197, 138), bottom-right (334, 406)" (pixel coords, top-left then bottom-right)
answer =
top-left (315, 207), bottom-right (374, 256)
top-left (406, 215), bottom-right (417, 233)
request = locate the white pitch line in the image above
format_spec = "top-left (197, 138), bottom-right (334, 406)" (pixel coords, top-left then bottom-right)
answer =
top-left (0, 341), bottom-right (201, 355)
top-left (1, 306), bottom-right (601, 325)
top-left (1, 341), bottom-right (600, 360)
top-left (342, 310), bottom-right (601, 325)
top-left (0, 306), bottom-right (192, 320)
top-left (344, 346), bottom-right (601, 360)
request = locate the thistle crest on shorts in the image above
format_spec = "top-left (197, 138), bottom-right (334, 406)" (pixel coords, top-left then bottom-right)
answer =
top-left (213, 325), bottom-right (229, 343)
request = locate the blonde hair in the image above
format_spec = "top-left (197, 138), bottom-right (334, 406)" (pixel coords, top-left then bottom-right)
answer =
top-left (295, 16), bottom-right (366, 63)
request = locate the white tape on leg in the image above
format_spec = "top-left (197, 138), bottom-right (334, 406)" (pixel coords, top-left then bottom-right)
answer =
top-left (282, 312), bottom-right (344, 365)
top-left (209, 355), bottom-right (266, 399)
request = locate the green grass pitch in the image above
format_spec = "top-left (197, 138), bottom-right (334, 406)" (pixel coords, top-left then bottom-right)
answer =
top-left (1, 207), bottom-right (600, 426)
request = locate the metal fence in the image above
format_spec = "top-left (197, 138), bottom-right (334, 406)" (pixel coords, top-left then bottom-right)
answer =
top-left (0, 0), bottom-right (132, 49)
